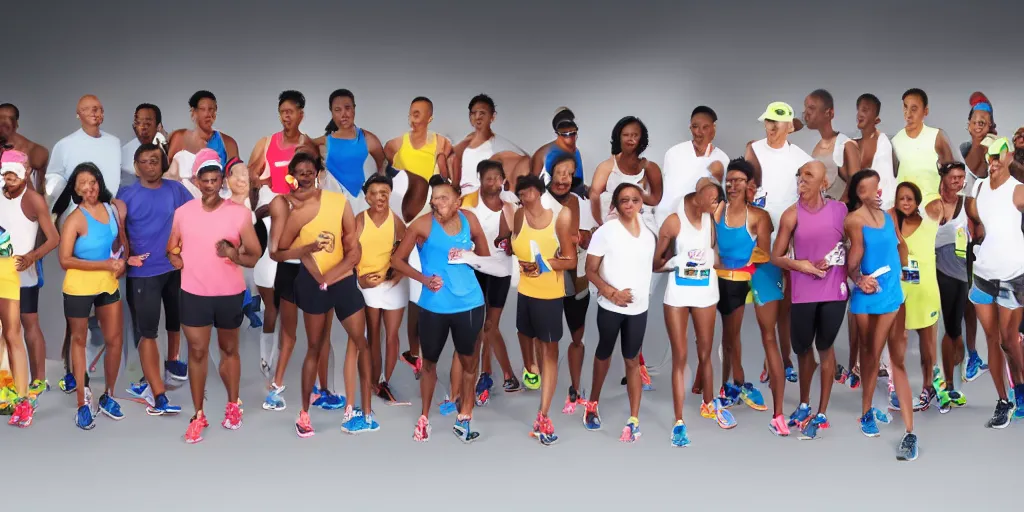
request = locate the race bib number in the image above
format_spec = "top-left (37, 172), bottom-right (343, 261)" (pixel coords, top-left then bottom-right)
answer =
top-left (901, 257), bottom-right (920, 284)
top-left (676, 249), bottom-right (711, 286)
top-left (954, 227), bottom-right (968, 259)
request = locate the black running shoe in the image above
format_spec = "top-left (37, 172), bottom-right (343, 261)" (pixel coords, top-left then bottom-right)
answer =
top-left (985, 399), bottom-right (1014, 429)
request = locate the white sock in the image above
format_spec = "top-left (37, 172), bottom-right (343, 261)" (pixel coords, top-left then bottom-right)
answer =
top-left (269, 335), bottom-right (280, 369)
top-left (260, 332), bottom-right (272, 363)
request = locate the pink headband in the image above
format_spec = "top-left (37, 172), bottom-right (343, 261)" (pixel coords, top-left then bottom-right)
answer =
top-left (0, 150), bottom-right (28, 179)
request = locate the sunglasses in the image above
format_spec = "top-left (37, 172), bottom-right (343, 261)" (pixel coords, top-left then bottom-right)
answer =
top-left (557, 130), bottom-right (578, 138)
top-left (774, 108), bottom-right (788, 116)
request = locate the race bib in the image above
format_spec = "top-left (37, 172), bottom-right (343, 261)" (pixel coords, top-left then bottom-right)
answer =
top-left (901, 257), bottom-right (920, 284)
top-left (751, 188), bottom-right (767, 208)
top-left (823, 241), bottom-right (846, 267)
top-left (675, 249), bottom-right (711, 286)
top-left (954, 227), bottom-right (968, 259)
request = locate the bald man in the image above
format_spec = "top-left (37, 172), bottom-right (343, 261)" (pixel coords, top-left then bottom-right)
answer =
top-left (0, 103), bottom-right (49, 192)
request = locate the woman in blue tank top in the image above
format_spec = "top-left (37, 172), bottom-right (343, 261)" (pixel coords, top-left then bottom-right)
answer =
top-left (390, 176), bottom-right (489, 443)
top-left (844, 169), bottom-right (917, 461)
top-left (312, 89), bottom-right (388, 199)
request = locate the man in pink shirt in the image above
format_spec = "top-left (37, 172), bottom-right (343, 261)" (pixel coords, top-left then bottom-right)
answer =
top-left (167, 148), bottom-right (261, 444)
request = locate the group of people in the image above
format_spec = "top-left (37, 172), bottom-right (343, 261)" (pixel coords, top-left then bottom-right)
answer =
top-left (2, 86), bottom-right (1024, 462)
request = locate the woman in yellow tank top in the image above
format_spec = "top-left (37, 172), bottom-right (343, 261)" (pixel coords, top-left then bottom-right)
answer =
top-left (892, 181), bottom-right (943, 411)
top-left (354, 174), bottom-right (409, 404)
top-left (511, 174), bottom-right (577, 445)
top-left (384, 97), bottom-right (453, 223)
top-left (277, 153), bottom-right (374, 436)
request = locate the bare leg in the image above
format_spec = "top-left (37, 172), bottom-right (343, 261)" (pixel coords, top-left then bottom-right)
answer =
top-left (567, 326), bottom-right (585, 391)
top-left (69, 318), bottom-right (90, 406)
top-left (1, 300), bottom-right (28, 397)
top-left (964, 301), bottom-right (979, 354)
top-left (778, 285), bottom-right (794, 369)
top-left (182, 325), bottom-right (213, 414)
top-left (816, 347), bottom-right (837, 415)
top-left (999, 306), bottom-right (1024, 385)
top-left (20, 312), bottom-right (45, 382)
top-left (857, 312), bottom-right (899, 415)
top-left (383, 308), bottom-right (405, 382)
top-left (754, 301), bottom-right (784, 415)
top-left (538, 341), bottom-right (559, 415)
top-left (664, 305), bottom-right (690, 421)
top-left (339, 309), bottom-right (371, 414)
top-left (719, 306), bottom-right (745, 388)
top-left (317, 310), bottom-right (334, 390)
top-left (271, 300), bottom-right (299, 386)
top-left (518, 331), bottom-right (537, 374)
top-left (300, 312), bottom-right (327, 412)
top-left (366, 306), bottom-right (384, 384)
top-left (624, 354), bottom-right (642, 418)
top-left (975, 302), bottom-right (1008, 400)
top-left (483, 306), bottom-right (513, 379)
top-left (918, 325), bottom-right (938, 391)
top-left (95, 301), bottom-right (124, 396)
top-left (886, 312), bottom-right (914, 432)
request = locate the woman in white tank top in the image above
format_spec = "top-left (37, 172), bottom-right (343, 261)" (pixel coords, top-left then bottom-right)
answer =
top-left (589, 117), bottom-right (662, 232)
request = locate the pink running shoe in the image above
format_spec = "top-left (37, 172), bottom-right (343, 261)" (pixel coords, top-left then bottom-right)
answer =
top-left (413, 415), bottom-right (431, 442)
top-left (769, 414), bottom-right (791, 436)
top-left (185, 413), bottom-right (209, 444)
top-left (222, 402), bottom-right (242, 430)
top-left (296, 410), bottom-right (314, 438)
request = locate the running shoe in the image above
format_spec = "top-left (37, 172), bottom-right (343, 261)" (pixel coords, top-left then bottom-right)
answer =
top-left (937, 390), bottom-right (967, 414)
top-left (768, 414), bottom-right (790, 436)
top-left (28, 379), bottom-right (47, 398)
top-left (720, 383), bottom-right (741, 409)
top-left (296, 410), bottom-right (314, 438)
top-left (562, 385), bottom-right (582, 414)
top-left (413, 415), bottom-right (431, 442)
top-left (583, 401), bottom-right (601, 431)
top-left (314, 390), bottom-right (346, 411)
top-left (1015, 385), bottom-right (1024, 420)
top-left (619, 417), bottom-right (641, 443)
top-left (59, 372), bottom-right (76, 394)
top-left (503, 376), bottom-right (522, 393)
top-left (76, 404), bottom-right (95, 430)
top-left (522, 368), bottom-right (540, 390)
top-left (439, 395), bottom-right (458, 416)
top-left (913, 388), bottom-right (936, 412)
top-left (703, 398), bottom-right (737, 429)
top-left (848, 370), bottom-right (861, 390)
top-left (475, 388), bottom-right (490, 407)
top-left (377, 381), bottom-right (402, 406)
top-left (986, 399), bottom-right (1014, 429)
top-left (453, 415), bottom-right (480, 443)
top-left (785, 366), bottom-right (798, 383)
top-left (859, 410), bottom-right (879, 437)
top-left (759, 366), bottom-right (770, 384)
top-left (640, 365), bottom-right (654, 391)
top-left (475, 372), bottom-right (493, 396)
top-left (262, 383), bottom-right (287, 411)
top-left (222, 401), bottom-right (242, 430)
top-left (740, 382), bottom-right (767, 411)
top-left (341, 408), bottom-right (377, 433)
top-left (165, 360), bottom-right (188, 382)
top-left (127, 380), bottom-right (156, 407)
top-left (98, 393), bottom-right (124, 420)
top-left (8, 398), bottom-right (33, 427)
top-left (873, 407), bottom-right (892, 424)
top-left (185, 413), bottom-right (208, 444)
top-left (799, 413), bottom-right (828, 440)
top-left (888, 390), bottom-right (901, 411)
top-left (531, 413), bottom-right (558, 446)
top-left (402, 351), bottom-right (422, 380)
top-left (834, 364), bottom-right (848, 385)
top-left (896, 432), bottom-right (919, 462)
top-left (670, 421), bottom-right (690, 447)
top-left (962, 351), bottom-right (987, 382)
top-left (146, 394), bottom-right (181, 416)
top-left (788, 403), bottom-right (812, 428)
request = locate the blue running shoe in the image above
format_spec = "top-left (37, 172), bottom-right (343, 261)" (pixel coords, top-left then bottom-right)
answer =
top-left (453, 416), bottom-right (480, 443)
top-left (670, 422), bottom-right (690, 447)
top-left (860, 410), bottom-right (879, 437)
top-left (963, 351), bottom-right (987, 382)
top-left (127, 381), bottom-right (155, 407)
top-left (316, 391), bottom-right (346, 411)
top-left (888, 390), bottom-right (900, 411)
top-left (146, 394), bottom-right (182, 416)
top-left (896, 432), bottom-right (919, 461)
top-left (1015, 385), bottom-right (1024, 419)
top-left (583, 402), bottom-right (601, 430)
top-left (739, 382), bottom-right (767, 411)
top-left (165, 360), bottom-right (188, 382)
top-left (475, 373), bottom-right (493, 396)
top-left (872, 407), bottom-right (892, 424)
top-left (788, 403), bottom-right (812, 428)
top-left (799, 413), bottom-right (828, 440)
top-left (721, 383), bottom-right (742, 409)
top-left (59, 372), bottom-right (77, 394)
top-left (785, 366), bottom-right (798, 383)
top-left (262, 383), bottom-right (287, 411)
top-left (363, 412), bottom-right (380, 432)
top-left (439, 396), bottom-right (458, 416)
top-left (75, 404), bottom-right (95, 430)
top-left (98, 394), bottom-right (124, 420)
top-left (340, 408), bottom-right (379, 434)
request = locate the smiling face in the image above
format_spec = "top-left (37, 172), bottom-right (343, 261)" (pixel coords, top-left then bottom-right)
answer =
top-left (940, 167), bottom-right (966, 194)
top-left (725, 169), bottom-right (748, 202)
top-left (479, 168), bottom-right (504, 196)
top-left (895, 185), bottom-right (919, 216)
top-left (227, 163), bottom-right (249, 196)
top-left (690, 112), bottom-right (716, 148)
top-left (856, 99), bottom-right (879, 132)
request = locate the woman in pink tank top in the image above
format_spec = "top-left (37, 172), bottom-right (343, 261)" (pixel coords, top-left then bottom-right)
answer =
top-left (770, 161), bottom-right (847, 439)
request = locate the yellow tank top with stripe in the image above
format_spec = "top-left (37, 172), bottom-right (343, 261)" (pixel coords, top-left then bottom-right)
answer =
top-left (357, 210), bottom-right (395, 277)
top-left (393, 132), bottom-right (439, 181)
top-left (512, 212), bottom-right (564, 299)
top-left (294, 190), bottom-right (347, 274)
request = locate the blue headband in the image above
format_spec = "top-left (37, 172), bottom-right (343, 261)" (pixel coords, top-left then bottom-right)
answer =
top-left (972, 102), bottom-right (993, 113)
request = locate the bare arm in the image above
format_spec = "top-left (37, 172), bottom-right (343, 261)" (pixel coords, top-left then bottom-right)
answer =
top-left (652, 214), bottom-right (680, 272)
top-left (463, 210), bottom-right (491, 257)
top-left (322, 201), bottom-right (361, 285)
top-left (15, 190), bottom-right (59, 270)
top-left (223, 134), bottom-right (240, 160)
top-left (529, 144), bottom-right (549, 177)
top-left (889, 210), bottom-right (909, 267)
top-left (436, 136), bottom-right (452, 180)
top-left (29, 144), bottom-right (49, 193)
top-left (451, 138), bottom-right (469, 190)
top-left (844, 216), bottom-right (865, 282)
top-left (1013, 183), bottom-right (1024, 212)
top-left (247, 136), bottom-right (268, 188)
top-left (965, 141), bottom-right (988, 179)
top-left (770, 207), bottom-right (798, 269)
top-left (383, 137), bottom-right (400, 167)
top-left (964, 197), bottom-right (985, 243)
top-left (935, 130), bottom-right (955, 166)
top-left (364, 130), bottom-right (387, 173)
top-left (589, 160), bottom-right (613, 226)
top-left (549, 207), bottom-right (578, 271)
top-left (744, 141), bottom-right (762, 187)
top-left (390, 216), bottom-right (431, 285)
top-left (839, 141), bottom-right (860, 190)
top-left (644, 161), bottom-right (664, 206)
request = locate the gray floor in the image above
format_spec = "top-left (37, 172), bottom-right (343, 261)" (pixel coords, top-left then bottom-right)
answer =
top-left (7, 258), bottom-right (1020, 511)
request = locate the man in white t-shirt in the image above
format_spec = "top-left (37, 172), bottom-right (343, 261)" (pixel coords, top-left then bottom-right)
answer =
top-left (121, 103), bottom-right (166, 186)
top-left (45, 94), bottom-right (122, 395)
top-left (656, 106), bottom-right (729, 228)
top-left (742, 101), bottom-right (813, 386)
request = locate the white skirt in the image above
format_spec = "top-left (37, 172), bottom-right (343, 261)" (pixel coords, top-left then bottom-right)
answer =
top-left (359, 278), bottom-right (410, 310)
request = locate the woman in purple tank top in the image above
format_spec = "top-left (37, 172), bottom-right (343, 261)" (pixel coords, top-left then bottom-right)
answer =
top-left (770, 161), bottom-right (848, 439)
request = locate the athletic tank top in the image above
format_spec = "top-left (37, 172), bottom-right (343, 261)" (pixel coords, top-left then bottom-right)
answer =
top-left (207, 130), bottom-right (228, 165)
top-left (417, 211), bottom-right (485, 314)
top-left (263, 132), bottom-right (298, 195)
top-left (900, 216), bottom-right (939, 295)
top-left (470, 198), bottom-right (504, 249)
top-left (666, 210), bottom-right (717, 294)
top-left (973, 177), bottom-right (1024, 281)
top-left (325, 128), bottom-right (370, 197)
top-left (513, 210), bottom-right (564, 300)
top-left (0, 188), bottom-right (41, 286)
top-left (934, 197), bottom-right (969, 281)
top-left (791, 200), bottom-right (848, 304)
top-left (715, 204), bottom-right (757, 281)
top-left (393, 132), bottom-right (438, 181)
top-left (63, 203), bottom-right (119, 296)
top-left (750, 138), bottom-right (811, 238)
top-left (814, 134), bottom-right (853, 200)
top-left (892, 125), bottom-right (941, 196)
top-left (869, 134), bottom-right (897, 210)
top-left (849, 213), bottom-right (904, 315)
top-left (543, 147), bottom-right (584, 181)
top-left (356, 209), bottom-right (395, 277)
top-left (460, 138), bottom-right (494, 195)
top-left (293, 190), bottom-right (347, 274)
